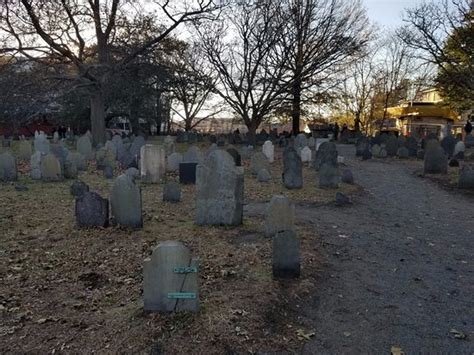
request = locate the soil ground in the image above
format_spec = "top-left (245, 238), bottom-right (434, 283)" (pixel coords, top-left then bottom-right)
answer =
top-left (1, 142), bottom-right (473, 353)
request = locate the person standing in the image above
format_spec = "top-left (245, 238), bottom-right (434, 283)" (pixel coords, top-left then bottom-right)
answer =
top-left (333, 122), bottom-right (340, 141)
top-left (465, 118), bottom-right (472, 140)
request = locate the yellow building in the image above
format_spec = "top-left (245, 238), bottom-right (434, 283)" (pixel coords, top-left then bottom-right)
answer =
top-left (386, 89), bottom-right (461, 138)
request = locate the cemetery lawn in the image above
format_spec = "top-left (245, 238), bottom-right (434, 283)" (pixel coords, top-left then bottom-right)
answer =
top-left (0, 145), bottom-right (359, 354)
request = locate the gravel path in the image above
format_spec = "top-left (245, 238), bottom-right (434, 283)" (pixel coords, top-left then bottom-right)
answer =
top-left (297, 145), bottom-right (474, 353)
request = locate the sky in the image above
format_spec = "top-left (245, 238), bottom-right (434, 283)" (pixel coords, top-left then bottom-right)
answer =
top-left (363, 0), bottom-right (426, 29)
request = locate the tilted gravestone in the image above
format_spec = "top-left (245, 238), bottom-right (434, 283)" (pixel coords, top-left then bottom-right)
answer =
top-left (76, 134), bottom-right (94, 160)
top-left (262, 140), bottom-right (274, 163)
top-left (140, 144), bottom-right (165, 183)
top-left (282, 147), bottom-right (303, 189)
top-left (110, 174), bottom-right (143, 228)
top-left (96, 147), bottom-right (116, 170)
top-left (265, 195), bottom-right (295, 237)
top-left (458, 165), bottom-right (474, 190)
top-left (272, 230), bottom-right (300, 279)
top-left (163, 182), bottom-right (181, 202)
top-left (144, 241), bottom-right (199, 312)
top-left (195, 150), bottom-right (244, 225)
top-left (250, 152), bottom-right (270, 175)
top-left (167, 152), bottom-right (183, 172)
top-left (424, 145), bottom-right (448, 174)
top-left (40, 153), bottom-right (63, 181)
top-left (0, 152), bottom-right (17, 182)
top-left (75, 191), bottom-right (109, 227)
top-left (314, 142), bottom-right (337, 171)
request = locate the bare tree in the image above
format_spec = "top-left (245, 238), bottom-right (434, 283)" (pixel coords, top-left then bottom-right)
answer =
top-left (196, 0), bottom-right (291, 143)
top-left (281, 0), bottom-right (371, 135)
top-left (0, 0), bottom-right (220, 145)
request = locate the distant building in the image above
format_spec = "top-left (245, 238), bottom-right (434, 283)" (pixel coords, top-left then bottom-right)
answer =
top-left (386, 88), bottom-right (461, 138)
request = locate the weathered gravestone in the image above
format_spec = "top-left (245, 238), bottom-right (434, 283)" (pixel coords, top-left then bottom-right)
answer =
top-left (163, 182), bottom-right (181, 202)
top-left (110, 174), bottom-right (143, 228)
top-left (335, 191), bottom-right (351, 206)
top-left (50, 144), bottom-right (69, 167)
top-left (424, 145), bottom-right (448, 174)
top-left (397, 146), bottom-right (409, 159)
top-left (355, 137), bottom-right (369, 157)
top-left (262, 140), bottom-right (274, 163)
top-left (250, 152), bottom-right (270, 176)
top-left (167, 152), bottom-right (183, 172)
top-left (179, 162), bottom-right (198, 184)
top-left (300, 146), bottom-right (312, 163)
top-left (75, 191), bottom-right (109, 227)
top-left (454, 141), bottom-right (465, 159)
top-left (226, 148), bottom-right (242, 167)
top-left (34, 133), bottom-right (50, 154)
top-left (144, 241), bottom-right (199, 312)
top-left (183, 146), bottom-right (203, 164)
top-left (64, 156), bottom-right (78, 179)
top-left (341, 169), bottom-right (354, 184)
top-left (458, 165), bottom-right (474, 190)
top-left (76, 134), bottom-right (94, 160)
top-left (294, 133), bottom-right (308, 151)
top-left (308, 137), bottom-right (316, 148)
top-left (130, 135), bottom-right (146, 160)
top-left (272, 230), bottom-right (300, 279)
top-left (385, 135), bottom-right (399, 157)
top-left (67, 151), bottom-right (87, 171)
top-left (104, 140), bottom-right (117, 158)
top-left (195, 150), bottom-right (244, 225)
top-left (140, 144), bottom-right (165, 183)
top-left (125, 167), bottom-right (140, 181)
top-left (257, 168), bottom-right (271, 183)
top-left (265, 195), bottom-right (294, 237)
top-left (104, 165), bottom-right (114, 179)
top-left (18, 140), bottom-right (33, 160)
top-left (70, 180), bottom-right (89, 197)
top-left (319, 162), bottom-right (340, 188)
top-left (0, 152), bottom-right (17, 182)
top-left (371, 144), bottom-right (381, 157)
top-left (405, 136), bottom-right (418, 157)
top-left (465, 135), bottom-right (474, 148)
top-left (40, 153), bottom-right (63, 181)
top-left (96, 147), bottom-right (116, 170)
top-left (30, 151), bottom-right (42, 180)
top-left (282, 147), bottom-right (303, 189)
top-left (163, 136), bottom-right (175, 156)
top-left (314, 142), bottom-right (337, 171)
top-left (441, 135), bottom-right (456, 157)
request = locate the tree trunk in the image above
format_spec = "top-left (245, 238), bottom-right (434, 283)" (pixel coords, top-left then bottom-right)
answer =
top-left (129, 98), bottom-right (141, 135)
top-left (291, 77), bottom-right (302, 136)
top-left (247, 120), bottom-right (257, 145)
top-left (90, 91), bottom-right (106, 146)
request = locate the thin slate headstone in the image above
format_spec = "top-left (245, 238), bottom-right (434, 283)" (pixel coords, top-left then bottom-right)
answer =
top-left (385, 135), bottom-right (399, 157)
top-left (143, 241), bottom-right (199, 313)
top-left (272, 230), bottom-right (300, 279)
top-left (34, 133), bottom-right (50, 154)
top-left (424, 146), bottom-right (448, 174)
top-left (110, 174), bottom-right (143, 228)
top-left (125, 167), bottom-right (140, 181)
top-left (397, 146), bottom-right (409, 159)
top-left (64, 157), bottom-right (78, 179)
top-left (265, 195), bottom-right (295, 237)
top-left (195, 150), bottom-right (244, 225)
top-left (67, 151), bottom-right (87, 171)
top-left (30, 151), bottom-right (42, 180)
top-left (75, 191), bottom-right (109, 227)
top-left (314, 142), bottom-right (337, 171)
top-left (262, 140), bottom-right (274, 163)
top-left (104, 165), bottom-right (114, 179)
top-left (300, 146), bottom-right (312, 163)
top-left (454, 141), bottom-right (465, 158)
top-left (183, 146), bottom-right (203, 164)
top-left (76, 134), bottom-right (94, 160)
top-left (40, 153), bottom-right (63, 181)
top-left (0, 152), bottom-right (17, 182)
top-left (70, 180), bottom-right (89, 198)
top-left (163, 182), bottom-right (181, 203)
top-left (163, 136), bottom-right (175, 156)
top-left (319, 162), bottom-right (340, 188)
top-left (130, 135), bottom-right (146, 160)
top-left (282, 147), bottom-right (303, 189)
top-left (140, 144), bottom-right (166, 183)
top-left (355, 137), bottom-right (369, 157)
top-left (441, 135), bottom-right (456, 157)
top-left (179, 162), bottom-right (198, 184)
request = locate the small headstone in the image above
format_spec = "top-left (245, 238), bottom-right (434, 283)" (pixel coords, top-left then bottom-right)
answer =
top-left (341, 169), bottom-right (354, 184)
top-left (424, 146), bottom-right (448, 174)
top-left (294, 133), bottom-right (308, 151)
top-left (179, 162), bottom-right (198, 184)
top-left (458, 165), bottom-right (474, 190)
top-left (335, 191), bottom-right (351, 206)
top-left (76, 134), bottom-right (94, 160)
top-left (355, 137), bottom-right (369, 157)
top-left (250, 152), bottom-right (270, 175)
top-left (405, 137), bottom-right (418, 157)
top-left (96, 147), bottom-right (116, 170)
top-left (361, 148), bottom-right (372, 160)
top-left (140, 144), bottom-right (166, 183)
top-left (262, 140), bottom-right (274, 163)
top-left (308, 137), bottom-right (316, 148)
top-left (265, 195), bottom-right (294, 237)
top-left (40, 153), bottom-right (63, 181)
top-left (465, 135), bottom-right (474, 148)
top-left (53, 131), bottom-right (59, 143)
top-left (104, 165), bottom-right (114, 179)
top-left (257, 168), bottom-right (271, 182)
top-left (448, 158), bottom-right (459, 167)
top-left (163, 182), bottom-right (181, 203)
top-left (300, 146), bottom-right (312, 163)
top-left (70, 180), bottom-right (89, 198)
top-left (50, 144), bottom-right (69, 167)
top-left (319, 162), bottom-right (340, 188)
top-left (14, 184), bottom-right (28, 191)
top-left (75, 191), bottom-right (109, 227)
top-left (30, 151), bottom-right (42, 180)
top-left (129, 135), bottom-right (146, 160)
top-left (371, 144), bottom-right (381, 157)
top-left (282, 147), bottom-right (303, 189)
top-left (143, 241), bottom-right (199, 312)
top-left (385, 135), bottom-right (399, 156)
top-left (195, 150), bottom-right (244, 225)
top-left (272, 230), bottom-right (300, 279)
top-left (0, 152), bottom-right (17, 182)
top-left (397, 146), bottom-right (409, 159)
top-left (110, 174), bottom-right (143, 228)
top-left (125, 167), bottom-right (140, 181)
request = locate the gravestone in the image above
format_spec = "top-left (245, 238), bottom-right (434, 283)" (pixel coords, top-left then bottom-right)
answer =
top-left (34, 133), bottom-right (50, 154)
top-left (272, 230), bottom-right (300, 279)
top-left (104, 165), bottom-right (114, 179)
top-left (110, 174), bottom-right (143, 228)
top-left (441, 135), bottom-right (456, 157)
top-left (465, 135), bottom-right (474, 148)
top-left (0, 152), bottom-right (17, 182)
top-left (335, 191), bottom-right (351, 206)
top-left (112, 135), bottom-right (125, 159)
top-left (449, 158), bottom-right (459, 167)
top-left (96, 147), bottom-right (116, 170)
top-left (105, 140), bottom-right (117, 159)
top-left (179, 162), bottom-right (198, 184)
top-left (355, 137), bottom-right (369, 157)
top-left (50, 144), bottom-right (69, 167)
top-left (76, 135), bottom-right (94, 160)
top-left (140, 144), bottom-right (166, 183)
top-left (424, 146), bottom-right (448, 174)
top-left (30, 151), bottom-right (42, 180)
top-left (226, 148), bottom-right (241, 167)
top-left (64, 157), bottom-right (78, 179)
top-left (458, 165), bottom-right (474, 190)
top-left (18, 140), bottom-right (33, 160)
top-left (183, 146), bottom-right (203, 164)
top-left (405, 137), bottom-right (418, 157)
top-left (315, 138), bottom-right (330, 151)
top-left (167, 152), bottom-right (183, 172)
top-left (300, 146), bottom-right (312, 163)
top-left (257, 168), bottom-right (271, 183)
top-left (163, 136), bottom-right (175, 156)
top-left (265, 195), bottom-right (294, 237)
top-left (385, 135), bottom-right (399, 157)
top-left (397, 146), bottom-right (409, 159)
top-left (70, 180), bottom-right (89, 197)
top-left (130, 135), bottom-right (146, 160)
top-left (53, 131), bottom-right (59, 143)
top-left (314, 142), bottom-right (337, 171)
top-left (188, 132), bottom-right (197, 144)
top-left (195, 150), bottom-right (244, 225)
top-left (144, 241), bottom-right (199, 312)
top-left (319, 162), bottom-right (340, 188)
top-left (262, 140), bottom-right (274, 163)
top-left (125, 167), bottom-right (140, 181)
top-left (294, 133), bottom-right (308, 151)
top-left (67, 151), bottom-right (87, 171)
top-left (40, 153), bottom-right (63, 181)
top-left (75, 191), bottom-right (109, 227)
top-left (454, 141), bottom-right (465, 158)
top-left (163, 182), bottom-right (181, 202)
top-left (341, 169), bottom-right (354, 184)
top-left (362, 148), bottom-right (372, 160)
top-left (308, 137), bottom-right (316, 148)
top-left (372, 144), bottom-right (382, 157)
top-left (239, 146), bottom-right (254, 160)
top-left (250, 152), bottom-right (270, 175)
top-left (282, 147), bottom-right (303, 189)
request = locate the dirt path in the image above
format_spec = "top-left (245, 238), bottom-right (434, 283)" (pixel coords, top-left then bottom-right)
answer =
top-left (249, 145), bottom-right (474, 353)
